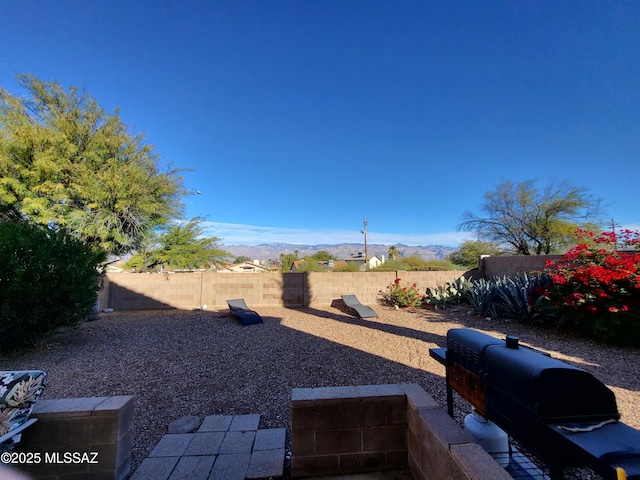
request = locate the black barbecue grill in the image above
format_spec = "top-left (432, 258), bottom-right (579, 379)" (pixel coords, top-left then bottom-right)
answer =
top-left (429, 328), bottom-right (640, 480)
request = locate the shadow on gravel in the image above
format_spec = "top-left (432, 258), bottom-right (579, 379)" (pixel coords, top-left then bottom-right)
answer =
top-left (0, 307), bottom-right (451, 474)
top-left (2, 304), bottom-right (638, 476)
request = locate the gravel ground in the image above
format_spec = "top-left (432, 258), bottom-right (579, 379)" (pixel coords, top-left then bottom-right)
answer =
top-left (1, 305), bottom-right (639, 478)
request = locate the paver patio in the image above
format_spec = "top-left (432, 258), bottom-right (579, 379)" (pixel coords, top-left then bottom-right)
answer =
top-left (129, 414), bottom-right (286, 480)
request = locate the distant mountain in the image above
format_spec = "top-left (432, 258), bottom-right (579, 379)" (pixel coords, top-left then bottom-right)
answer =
top-left (222, 243), bottom-right (457, 262)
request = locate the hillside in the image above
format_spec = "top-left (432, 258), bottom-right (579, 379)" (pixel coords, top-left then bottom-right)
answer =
top-left (223, 243), bottom-right (457, 262)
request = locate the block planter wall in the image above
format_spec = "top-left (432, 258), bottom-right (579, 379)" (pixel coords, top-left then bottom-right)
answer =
top-left (291, 384), bottom-right (512, 480)
top-left (17, 396), bottom-right (135, 480)
top-left (291, 384), bottom-right (408, 476)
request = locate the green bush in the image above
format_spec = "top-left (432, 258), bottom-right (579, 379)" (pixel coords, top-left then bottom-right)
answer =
top-left (0, 221), bottom-right (106, 352)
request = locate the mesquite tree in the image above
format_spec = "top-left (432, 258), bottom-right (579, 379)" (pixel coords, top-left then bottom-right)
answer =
top-left (0, 74), bottom-right (185, 255)
top-left (459, 179), bottom-right (602, 255)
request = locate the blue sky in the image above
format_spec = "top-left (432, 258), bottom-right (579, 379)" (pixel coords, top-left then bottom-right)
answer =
top-left (2, 1), bottom-right (638, 246)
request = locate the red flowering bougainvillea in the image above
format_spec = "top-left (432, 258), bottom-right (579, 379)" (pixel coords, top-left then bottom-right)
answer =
top-left (379, 278), bottom-right (424, 308)
top-left (544, 229), bottom-right (640, 345)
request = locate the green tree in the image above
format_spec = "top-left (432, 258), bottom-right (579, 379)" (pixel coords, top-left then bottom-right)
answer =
top-left (280, 250), bottom-right (299, 272)
top-left (0, 74), bottom-right (185, 254)
top-left (458, 179), bottom-right (602, 255)
top-left (295, 259), bottom-right (326, 272)
top-left (0, 220), bottom-right (106, 351)
top-left (125, 218), bottom-right (228, 271)
top-left (233, 256), bottom-right (253, 264)
top-left (122, 229), bottom-right (162, 272)
top-left (308, 250), bottom-right (337, 262)
top-left (447, 240), bottom-right (503, 269)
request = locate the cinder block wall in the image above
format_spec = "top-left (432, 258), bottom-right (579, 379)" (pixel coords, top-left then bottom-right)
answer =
top-left (18, 396), bottom-right (135, 480)
top-left (291, 384), bottom-right (512, 480)
top-left (481, 255), bottom-right (562, 279)
top-left (103, 271), bottom-right (467, 310)
top-left (306, 272), bottom-right (397, 305)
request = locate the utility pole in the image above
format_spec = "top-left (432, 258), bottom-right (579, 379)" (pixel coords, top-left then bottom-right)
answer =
top-left (361, 216), bottom-right (369, 271)
top-left (611, 218), bottom-right (619, 251)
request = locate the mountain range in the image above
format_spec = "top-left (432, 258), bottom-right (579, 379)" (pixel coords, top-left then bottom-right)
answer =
top-left (222, 243), bottom-right (458, 262)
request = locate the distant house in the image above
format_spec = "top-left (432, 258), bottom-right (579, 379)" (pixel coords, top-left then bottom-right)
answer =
top-left (219, 261), bottom-right (271, 273)
top-left (327, 260), bottom-right (349, 270)
top-left (105, 260), bottom-right (128, 273)
top-left (344, 252), bottom-right (385, 271)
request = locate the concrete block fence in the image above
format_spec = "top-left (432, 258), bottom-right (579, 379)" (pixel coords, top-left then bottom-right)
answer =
top-left (102, 271), bottom-right (467, 311)
top-left (99, 255), bottom-right (562, 312)
top-left (480, 254), bottom-right (562, 279)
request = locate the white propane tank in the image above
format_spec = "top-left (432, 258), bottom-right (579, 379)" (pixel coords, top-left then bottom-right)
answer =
top-left (463, 408), bottom-right (510, 467)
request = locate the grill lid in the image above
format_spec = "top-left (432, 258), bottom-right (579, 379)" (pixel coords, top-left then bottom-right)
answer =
top-left (485, 344), bottom-right (620, 423)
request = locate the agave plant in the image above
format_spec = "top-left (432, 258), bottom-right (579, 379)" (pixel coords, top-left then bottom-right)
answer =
top-left (495, 275), bottom-right (531, 321)
top-left (465, 278), bottom-right (497, 316)
top-left (490, 272), bottom-right (554, 322)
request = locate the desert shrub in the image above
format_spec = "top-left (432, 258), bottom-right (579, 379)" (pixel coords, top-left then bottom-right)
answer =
top-left (294, 259), bottom-right (326, 272)
top-left (333, 262), bottom-right (361, 272)
top-left (370, 259), bottom-right (406, 272)
top-left (543, 229), bottom-right (640, 345)
top-left (378, 278), bottom-right (423, 307)
top-left (0, 221), bottom-right (106, 352)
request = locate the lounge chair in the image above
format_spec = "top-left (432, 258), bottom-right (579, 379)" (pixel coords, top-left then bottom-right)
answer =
top-left (341, 295), bottom-right (378, 319)
top-left (227, 299), bottom-right (264, 325)
top-left (0, 370), bottom-right (47, 452)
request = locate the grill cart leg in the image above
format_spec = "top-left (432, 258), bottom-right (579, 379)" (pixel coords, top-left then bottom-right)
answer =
top-left (445, 349), bottom-right (454, 417)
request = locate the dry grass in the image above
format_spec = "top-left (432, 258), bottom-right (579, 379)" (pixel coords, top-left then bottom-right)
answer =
top-left (1, 305), bottom-right (638, 477)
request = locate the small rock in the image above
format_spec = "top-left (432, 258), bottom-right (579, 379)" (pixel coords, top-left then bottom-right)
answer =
top-left (102, 308), bottom-right (114, 313)
top-left (467, 310), bottom-right (475, 315)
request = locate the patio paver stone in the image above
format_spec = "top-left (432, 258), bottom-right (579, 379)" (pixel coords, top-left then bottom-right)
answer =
top-left (246, 448), bottom-right (286, 478)
top-left (253, 428), bottom-right (287, 451)
top-left (230, 413), bottom-right (261, 431)
top-left (208, 453), bottom-right (251, 480)
top-left (149, 434), bottom-right (194, 457)
top-left (219, 430), bottom-right (256, 454)
top-left (130, 456), bottom-right (180, 480)
top-left (184, 432), bottom-right (226, 456)
top-left (169, 455), bottom-right (216, 480)
top-left (199, 414), bottom-right (234, 432)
